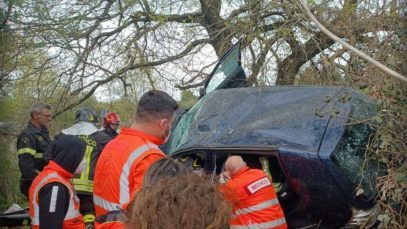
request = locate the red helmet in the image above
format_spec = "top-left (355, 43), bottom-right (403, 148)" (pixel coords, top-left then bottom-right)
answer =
top-left (103, 112), bottom-right (120, 128)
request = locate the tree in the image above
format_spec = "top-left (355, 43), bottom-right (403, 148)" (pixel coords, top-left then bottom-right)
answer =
top-left (5, 0), bottom-right (404, 116)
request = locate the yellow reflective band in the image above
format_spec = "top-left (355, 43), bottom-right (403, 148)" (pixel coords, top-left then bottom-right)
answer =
top-left (72, 184), bottom-right (93, 193)
top-left (34, 153), bottom-right (43, 159)
top-left (17, 148), bottom-right (37, 156)
top-left (80, 145), bottom-right (93, 180)
top-left (71, 178), bottom-right (93, 186)
top-left (83, 214), bottom-right (95, 223)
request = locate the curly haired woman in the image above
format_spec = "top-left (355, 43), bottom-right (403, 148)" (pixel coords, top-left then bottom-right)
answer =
top-left (126, 173), bottom-right (231, 229)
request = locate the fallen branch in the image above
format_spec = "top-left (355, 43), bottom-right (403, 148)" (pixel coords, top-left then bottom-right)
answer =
top-left (298, 0), bottom-right (407, 82)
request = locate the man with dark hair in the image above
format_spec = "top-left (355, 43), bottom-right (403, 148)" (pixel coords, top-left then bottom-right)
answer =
top-left (93, 90), bottom-right (178, 218)
top-left (17, 102), bottom-right (52, 197)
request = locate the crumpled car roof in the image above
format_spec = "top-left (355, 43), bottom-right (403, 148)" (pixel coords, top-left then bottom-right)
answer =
top-left (167, 86), bottom-right (376, 155)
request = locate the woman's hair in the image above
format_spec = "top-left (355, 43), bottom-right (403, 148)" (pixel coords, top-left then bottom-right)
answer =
top-left (142, 157), bottom-right (190, 187)
top-left (125, 174), bottom-right (231, 229)
top-left (124, 157), bottom-right (190, 216)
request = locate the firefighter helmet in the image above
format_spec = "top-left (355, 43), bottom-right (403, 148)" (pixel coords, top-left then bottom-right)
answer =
top-left (75, 108), bottom-right (98, 124)
top-left (103, 112), bottom-right (121, 128)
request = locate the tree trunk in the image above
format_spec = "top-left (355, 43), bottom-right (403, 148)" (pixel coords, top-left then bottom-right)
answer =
top-left (199, 0), bottom-right (233, 57)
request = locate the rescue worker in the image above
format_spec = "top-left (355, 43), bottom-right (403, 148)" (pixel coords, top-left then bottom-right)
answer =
top-left (101, 112), bottom-right (120, 139)
top-left (17, 102), bottom-right (52, 197)
top-left (93, 90), bottom-right (178, 217)
top-left (59, 107), bottom-right (111, 228)
top-left (29, 134), bottom-right (87, 229)
top-left (220, 156), bottom-right (287, 229)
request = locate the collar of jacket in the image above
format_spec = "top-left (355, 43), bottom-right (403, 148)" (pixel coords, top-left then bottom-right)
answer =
top-left (43, 160), bottom-right (74, 179)
top-left (28, 121), bottom-right (48, 134)
top-left (120, 127), bottom-right (164, 145)
top-left (232, 166), bottom-right (250, 179)
top-left (61, 121), bottom-right (97, 136)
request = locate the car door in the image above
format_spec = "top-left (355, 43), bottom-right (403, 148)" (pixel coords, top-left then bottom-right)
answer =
top-left (202, 41), bottom-right (247, 96)
top-left (161, 42), bottom-right (247, 154)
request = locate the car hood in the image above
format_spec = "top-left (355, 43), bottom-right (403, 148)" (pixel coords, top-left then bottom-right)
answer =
top-left (166, 86), bottom-right (376, 155)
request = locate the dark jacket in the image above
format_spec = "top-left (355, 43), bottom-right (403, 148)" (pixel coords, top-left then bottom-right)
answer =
top-left (101, 128), bottom-right (118, 140)
top-left (17, 121), bottom-right (51, 197)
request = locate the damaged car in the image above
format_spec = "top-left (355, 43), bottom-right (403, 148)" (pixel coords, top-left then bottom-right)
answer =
top-left (162, 43), bottom-right (381, 228)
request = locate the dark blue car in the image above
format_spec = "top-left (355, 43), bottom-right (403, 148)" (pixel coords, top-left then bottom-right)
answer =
top-left (163, 43), bottom-right (380, 228)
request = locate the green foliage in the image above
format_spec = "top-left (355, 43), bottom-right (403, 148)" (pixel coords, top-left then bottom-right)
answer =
top-left (367, 80), bottom-right (407, 227)
top-left (178, 90), bottom-right (198, 109)
top-left (0, 136), bottom-right (27, 211)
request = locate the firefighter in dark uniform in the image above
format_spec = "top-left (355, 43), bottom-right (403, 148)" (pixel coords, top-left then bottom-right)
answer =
top-left (17, 102), bottom-right (52, 198)
top-left (58, 107), bottom-right (111, 229)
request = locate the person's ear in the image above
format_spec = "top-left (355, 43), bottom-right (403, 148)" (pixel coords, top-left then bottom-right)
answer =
top-left (159, 119), bottom-right (168, 129)
top-left (32, 113), bottom-right (39, 120)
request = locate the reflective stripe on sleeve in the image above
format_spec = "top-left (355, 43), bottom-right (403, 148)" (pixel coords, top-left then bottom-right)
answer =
top-left (232, 198), bottom-right (280, 218)
top-left (49, 186), bottom-right (59, 213)
top-left (230, 217), bottom-right (286, 229)
top-left (17, 148), bottom-right (37, 156)
top-left (93, 194), bottom-right (122, 212)
top-left (119, 143), bottom-right (159, 205)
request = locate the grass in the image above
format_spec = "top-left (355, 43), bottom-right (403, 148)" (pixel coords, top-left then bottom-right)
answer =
top-left (0, 135), bottom-right (27, 212)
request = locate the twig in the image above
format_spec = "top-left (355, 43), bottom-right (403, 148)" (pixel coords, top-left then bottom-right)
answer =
top-left (298, 0), bottom-right (407, 82)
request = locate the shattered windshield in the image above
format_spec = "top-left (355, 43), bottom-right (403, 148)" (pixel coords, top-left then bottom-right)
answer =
top-left (332, 95), bottom-right (379, 200)
top-left (167, 99), bottom-right (204, 155)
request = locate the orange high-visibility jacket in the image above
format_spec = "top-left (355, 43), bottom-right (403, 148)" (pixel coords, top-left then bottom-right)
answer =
top-left (29, 161), bottom-right (84, 229)
top-left (221, 166), bottom-right (287, 229)
top-left (93, 128), bottom-right (165, 217)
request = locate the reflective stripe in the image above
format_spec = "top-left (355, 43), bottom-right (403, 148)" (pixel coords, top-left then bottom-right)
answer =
top-left (17, 148), bottom-right (37, 156)
top-left (49, 186), bottom-right (59, 212)
top-left (119, 143), bottom-right (158, 204)
top-left (231, 217), bottom-right (286, 229)
top-left (80, 145), bottom-right (93, 180)
top-left (71, 178), bottom-right (94, 192)
top-left (72, 183), bottom-right (93, 192)
top-left (71, 178), bottom-right (93, 186)
top-left (232, 198), bottom-right (280, 218)
top-left (34, 153), bottom-right (43, 159)
top-left (83, 214), bottom-right (95, 223)
top-left (31, 172), bottom-right (59, 225)
top-left (94, 194), bottom-right (121, 212)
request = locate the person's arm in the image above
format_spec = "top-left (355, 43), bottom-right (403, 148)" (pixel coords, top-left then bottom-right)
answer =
top-left (38, 182), bottom-right (70, 229)
top-left (17, 134), bottom-right (39, 181)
